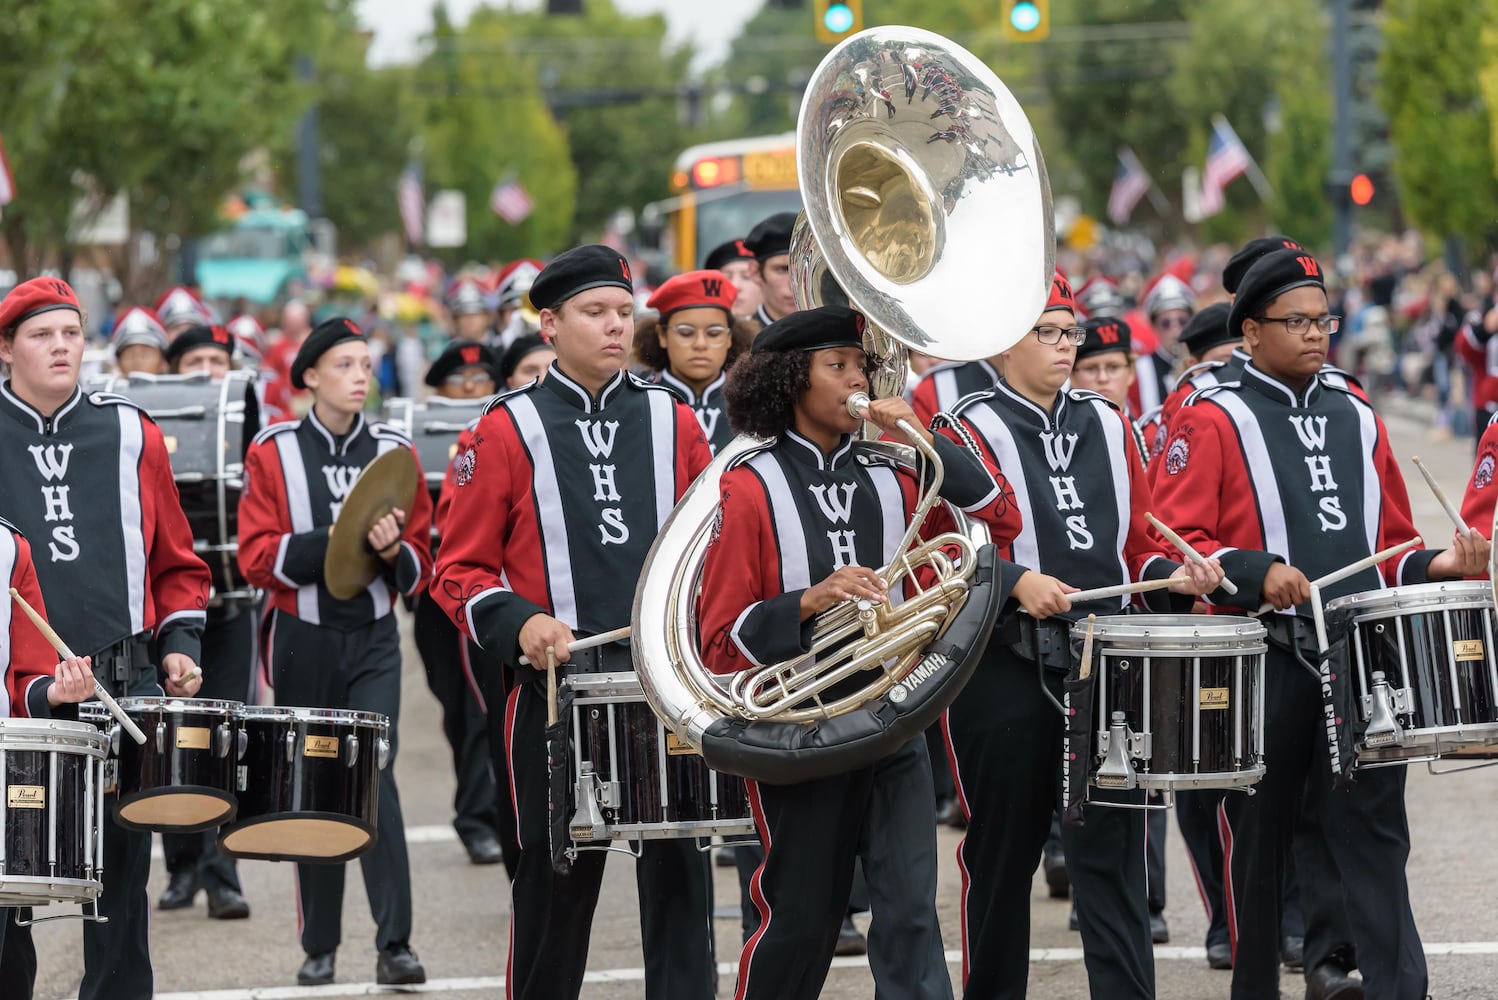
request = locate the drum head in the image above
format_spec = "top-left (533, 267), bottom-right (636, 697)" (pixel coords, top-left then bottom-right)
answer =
top-left (218, 815), bottom-right (375, 865)
top-left (115, 788), bottom-right (237, 833)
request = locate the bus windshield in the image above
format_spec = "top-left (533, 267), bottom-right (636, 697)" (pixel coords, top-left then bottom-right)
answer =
top-left (692, 189), bottom-right (804, 268)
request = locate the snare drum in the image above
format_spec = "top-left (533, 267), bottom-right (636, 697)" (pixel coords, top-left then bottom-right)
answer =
top-left (1079, 615), bottom-right (1267, 793)
top-left (111, 698), bottom-right (241, 833)
top-left (564, 673), bottom-right (754, 842)
top-left (381, 396), bottom-right (489, 492)
top-left (0, 719), bottom-right (109, 906)
top-left (1326, 581), bottom-right (1498, 763)
top-left (218, 707), bottom-right (389, 864)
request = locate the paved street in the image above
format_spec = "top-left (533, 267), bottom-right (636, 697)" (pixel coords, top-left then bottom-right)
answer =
top-left (29, 399), bottom-right (1498, 1000)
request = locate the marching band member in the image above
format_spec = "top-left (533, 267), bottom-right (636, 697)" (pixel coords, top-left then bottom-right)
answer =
top-left (743, 213), bottom-right (799, 329)
top-left (1129, 272), bottom-right (1196, 416)
top-left (638, 270), bottom-right (751, 454)
top-left (942, 272), bottom-right (1221, 1000)
top-left (238, 317), bottom-right (432, 987)
top-left (697, 305), bottom-right (1023, 1000)
top-left (111, 306), bottom-right (170, 376)
top-left (704, 238), bottom-right (763, 321)
top-left (498, 333), bottom-right (555, 389)
top-left (447, 277), bottom-right (499, 348)
top-left (0, 277), bottom-right (210, 1000)
top-left (1139, 302), bottom-right (1235, 467)
top-left (154, 285), bottom-right (217, 340)
top-left (910, 350), bottom-right (1003, 429)
top-left (1460, 412), bottom-right (1498, 533)
top-left (1152, 248), bottom-right (1487, 1000)
top-left (432, 245), bottom-right (717, 1000)
top-left (0, 520), bottom-right (95, 996)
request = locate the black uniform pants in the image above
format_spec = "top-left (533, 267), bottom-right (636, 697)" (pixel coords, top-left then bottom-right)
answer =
top-left (945, 646), bottom-right (1154, 1000)
top-left (162, 604), bottom-right (255, 894)
top-left (412, 595), bottom-right (508, 858)
top-left (1223, 645), bottom-right (1425, 1000)
top-left (0, 908), bottom-right (35, 1000)
top-left (504, 679), bottom-right (714, 1000)
top-left (269, 611), bottom-right (413, 955)
top-left (734, 735), bottom-right (951, 1000)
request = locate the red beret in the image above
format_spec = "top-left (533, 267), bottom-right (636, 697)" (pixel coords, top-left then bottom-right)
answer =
top-left (0, 277), bottom-right (83, 332)
top-left (1043, 270), bottom-right (1075, 315)
top-left (646, 270), bottom-right (737, 321)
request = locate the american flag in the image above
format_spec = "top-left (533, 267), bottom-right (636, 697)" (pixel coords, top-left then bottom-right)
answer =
top-left (397, 164), bottom-right (424, 247)
top-left (0, 133), bottom-right (15, 209)
top-left (1107, 147), bottom-right (1151, 226)
top-left (1197, 116), bottom-right (1254, 218)
top-left (491, 176), bottom-right (534, 225)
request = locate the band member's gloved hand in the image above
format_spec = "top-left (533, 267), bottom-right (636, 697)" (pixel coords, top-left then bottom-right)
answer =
top-left (520, 614), bottom-right (577, 669)
top-left (862, 397), bottom-right (933, 446)
top-left (800, 565), bottom-right (888, 619)
top-left (48, 654), bottom-right (94, 706)
top-left (368, 507), bottom-right (407, 564)
top-left (1013, 570), bottom-right (1075, 619)
top-left (1168, 557), bottom-right (1226, 596)
top-left (162, 653), bottom-right (202, 697)
top-left (1260, 562), bottom-right (1311, 611)
top-left (1428, 529), bottom-right (1490, 580)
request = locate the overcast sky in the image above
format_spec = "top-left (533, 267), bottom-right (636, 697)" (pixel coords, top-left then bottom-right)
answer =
top-left (356, 0), bottom-right (759, 68)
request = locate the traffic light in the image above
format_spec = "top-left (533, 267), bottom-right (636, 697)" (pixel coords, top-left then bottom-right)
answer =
top-left (1001, 0), bottom-right (1051, 42)
top-left (814, 0), bottom-right (863, 45)
top-left (1350, 173), bottom-right (1375, 206)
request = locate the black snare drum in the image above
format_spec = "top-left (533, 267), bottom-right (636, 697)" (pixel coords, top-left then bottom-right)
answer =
top-left (111, 698), bottom-right (241, 833)
top-left (381, 397), bottom-right (489, 491)
top-left (565, 673), bottom-right (754, 842)
top-left (218, 707), bottom-right (389, 864)
top-left (0, 719), bottom-right (108, 906)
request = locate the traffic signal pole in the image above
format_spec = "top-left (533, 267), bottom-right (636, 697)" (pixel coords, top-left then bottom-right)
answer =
top-left (1331, 0), bottom-right (1352, 259)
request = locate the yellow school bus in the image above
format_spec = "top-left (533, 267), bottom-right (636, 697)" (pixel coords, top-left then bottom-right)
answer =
top-left (665, 133), bottom-right (804, 274)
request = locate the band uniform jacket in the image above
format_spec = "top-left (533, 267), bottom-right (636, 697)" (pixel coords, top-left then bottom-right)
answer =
top-left (1128, 348), bottom-right (1175, 418)
top-left (697, 427), bottom-right (1021, 675)
top-left (432, 365), bottom-right (713, 663)
top-left (910, 359), bottom-right (1001, 430)
top-left (1459, 412), bottom-right (1498, 539)
top-left (1150, 363), bottom-right (1437, 615)
top-left (655, 369), bottom-right (733, 455)
top-left (0, 520), bottom-right (67, 717)
top-left (949, 380), bottom-right (1185, 621)
top-left (238, 408), bottom-right (433, 630)
top-left (0, 382), bottom-right (210, 662)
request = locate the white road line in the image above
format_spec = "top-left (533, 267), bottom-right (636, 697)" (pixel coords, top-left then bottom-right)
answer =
top-left (128, 944), bottom-right (1498, 1000)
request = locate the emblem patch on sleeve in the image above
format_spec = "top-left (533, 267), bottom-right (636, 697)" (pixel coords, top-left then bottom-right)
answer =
top-left (1477, 452), bottom-right (1495, 490)
top-left (1164, 434), bottom-right (1189, 476)
top-left (455, 447), bottom-right (477, 487)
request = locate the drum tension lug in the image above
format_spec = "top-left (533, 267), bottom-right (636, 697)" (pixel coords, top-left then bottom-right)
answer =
top-left (1361, 671), bottom-right (1406, 750)
top-left (569, 771), bottom-right (610, 843)
top-left (1095, 711), bottom-right (1140, 790)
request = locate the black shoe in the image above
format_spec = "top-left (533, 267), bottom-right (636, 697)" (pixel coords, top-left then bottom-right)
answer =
top-left (715, 845), bottom-right (738, 867)
top-left (1282, 934), bottom-right (1305, 970)
top-left (935, 796), bottom-right (965, 829)
top-left (1207, 941), bottom-right (1233, 970)
top-left (1067, 904), bottom-right (1079, 932)
top-left (1150, 910), bottom-right (1170, 944)
top-left (297, 952), bottom-right (335, 987)
top-left (157, 870), bottom-right (199, 911)
top-left (206, 886), bottom-right (250, 920)
top-left (834, 916), bottom-right (867, 956)
top-left (462, 833), bottom-right (504, 866)
top-left (1043, 845), bottom-right (1069, 899)
top-left (1305, 963), bottom-right (1364, 1000)
top-left (377, 944), bottom-right (427, 985)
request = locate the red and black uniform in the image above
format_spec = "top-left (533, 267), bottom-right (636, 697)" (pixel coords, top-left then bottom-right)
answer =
top-left (910, 358), bottom-right (1000, 429)
top-left (655, 368), bottom-right (733, 454)
top-left (698, 427), bottom-right (1019, 1000)
top-left (433, 365), bottom-right (715, 1000)
top-left (1128, 348), bottom-right (1175, 418)
top-left (0, 381), bottom-right (211, 1000)
top-left (237, 408), bottom-right (432, 962)
top-left (1456, 317), bottom-right (1498, 430)
top-left (942, 380), bottom-right (1189, 1000)
top-left (1152, 364), bottom-right (1437, 1000)
top-left (1460, 412), bottom-right (1498, 535)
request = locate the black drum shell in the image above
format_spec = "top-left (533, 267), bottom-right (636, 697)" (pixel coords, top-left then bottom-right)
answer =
top-left (112, 700), bottom-right (239, 834)
top-left (2, 749), bottom-right (91, 881)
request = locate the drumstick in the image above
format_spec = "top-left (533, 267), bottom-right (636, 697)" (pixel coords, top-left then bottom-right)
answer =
top-left (517, 626), bottom-right (632, 667)
top-left (1066, 578), bottom-right (1178, 604)
top-left (1413, 456), bottom-right (1474, 540)
top-left (1146, 512), bottom-right (1239, 596)
top-left (1078, 614), bottom-right (1097, 681)
top-left (1254, 537), bottom-right (1421, 615)
top-left (8, 587), bottom-right (147, 746)
top-left (545, 645), bottom-right (558, 727)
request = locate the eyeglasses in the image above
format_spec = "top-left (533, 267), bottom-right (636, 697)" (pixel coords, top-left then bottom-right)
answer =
top-left (444, 370), bottom-right (494, 388)
top-left (1253, 314), bottom-right (1341, 336)
top-left (1032, 325), bottom-right (1087, 346)
top-left (1153, 314), bottom-right (1191, 332)
top-left (669, 324), bottom-right (731, 343)
top-left (1073, 361), bottom-right (1130, 380)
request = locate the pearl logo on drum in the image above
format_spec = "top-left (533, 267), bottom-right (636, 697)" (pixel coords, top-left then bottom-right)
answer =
top-left (7, 785), bottom-right (46, 808)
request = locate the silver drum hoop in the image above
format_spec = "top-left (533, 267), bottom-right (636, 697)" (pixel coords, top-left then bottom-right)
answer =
top-left (1327, 580), bottom-right (1494, 621)
top-left (116, 698), bottom-right (244, 717)
top-left (235, 706), bottom-right (389, 731)
top-left (1073, 614), bottom-right (1268, 656)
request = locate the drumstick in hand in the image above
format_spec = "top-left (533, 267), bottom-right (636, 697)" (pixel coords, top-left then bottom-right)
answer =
top-left (1146, 512), bottom-right (1238, 596)
top-left (8, 587), bottom-right (147, 745)
top-left (545, 645), bottom-right (559, 727)
top-left (1078, 614), bottom-right (1097, 681)
top-left (1412, 456), bottom-right (1474, 540)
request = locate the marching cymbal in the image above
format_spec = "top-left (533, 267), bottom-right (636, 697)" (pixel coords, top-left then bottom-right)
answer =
top-left (324, 448), bottom-right (420, 600)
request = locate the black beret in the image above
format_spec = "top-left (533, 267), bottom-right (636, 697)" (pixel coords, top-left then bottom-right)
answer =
top-left (498, 333), bottom-right (553, 383)
top-left (425, 339), bottom-right (499, 389)
top-left (1074, 316), bottom-right (1132, 362)
top-left (1179, 302), bottom-right (1236, 357)
top-left (1228, 249), bottom-right (1326, 340)
top-left (529, 245), bottom-right (634, 312)
top-left (291, 316), bottom-right (366, 389)
top-left (743, 213), bottom-right (798, 262)
top-left (703, 238), bottom-right (756, 272)
top-left (1223, 235), bottom-right (1305, 295)
top-left (752, 305), bottom-right (867, 354)
top-left (165, 323), bottom-right (236, 366)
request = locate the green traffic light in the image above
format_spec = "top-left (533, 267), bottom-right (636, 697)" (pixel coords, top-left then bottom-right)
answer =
top-left (1009, 1), bottom-right (1041, 32)
top-left (824, 2), bottom-right (854, 33)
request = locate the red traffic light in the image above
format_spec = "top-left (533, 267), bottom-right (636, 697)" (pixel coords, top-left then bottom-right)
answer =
top-left (1350, 174), bottom-right (1374, 206)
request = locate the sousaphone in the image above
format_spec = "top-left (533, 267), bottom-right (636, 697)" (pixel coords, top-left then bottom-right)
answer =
top-left (631, 26), bottom-right (1054, 784)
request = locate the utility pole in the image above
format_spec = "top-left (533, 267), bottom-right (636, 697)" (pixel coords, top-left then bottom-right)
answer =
top-left (295, 54), bottom-right (323, 219)
top-left (1330, 0), bottom-right (1352, 259)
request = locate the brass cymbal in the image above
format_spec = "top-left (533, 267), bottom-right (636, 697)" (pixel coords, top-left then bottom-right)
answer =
top-left (324, 448), bottom-right (420, 601)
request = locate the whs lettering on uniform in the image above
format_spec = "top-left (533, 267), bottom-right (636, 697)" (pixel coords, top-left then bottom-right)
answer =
top-left (29, 444), bottom-right (80, 561)
top-left (576, 419), bottom-right (629, 545)
top-left (809, 482), bottom-right (858, 568)
top-left (696, 407), bottom-right (721, 441)
top-left (1039, 431), bottom-right (1093, 551)
top-left (1288, 415), bottom-right (1346, 531)
top-left (322, 465), bottom-right (360, 522)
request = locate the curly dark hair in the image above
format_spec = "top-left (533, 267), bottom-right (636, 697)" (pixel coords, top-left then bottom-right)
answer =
top-left (632, 314), bottom-right (753, 375)
top-left (723, 349), bottom-right (811, 439)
